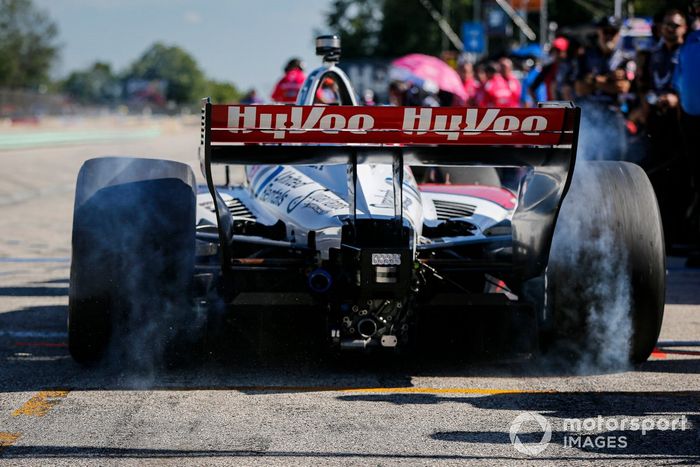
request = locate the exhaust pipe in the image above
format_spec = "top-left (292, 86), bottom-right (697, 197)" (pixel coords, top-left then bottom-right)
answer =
top-left (357, 318), bottom-right (377, 338)
top-left (308, 268), bottom-right (332, 293)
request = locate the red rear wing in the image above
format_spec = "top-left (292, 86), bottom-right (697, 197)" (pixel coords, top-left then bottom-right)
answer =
top-left (207, 104), bottom-right (577, 146)
top-left (200, 100), bottom-right (581, 283)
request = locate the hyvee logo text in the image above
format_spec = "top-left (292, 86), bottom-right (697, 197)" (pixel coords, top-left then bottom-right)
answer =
top-left (226, 107), bottom-right (549, 140)
top-left (227, 106), bottom-right (374, 138)
top-left (402, 108), bottom-right (548, 139)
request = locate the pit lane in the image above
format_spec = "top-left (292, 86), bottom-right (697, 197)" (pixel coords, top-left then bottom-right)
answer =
top-left (0, 121), bottom-right (698, 465)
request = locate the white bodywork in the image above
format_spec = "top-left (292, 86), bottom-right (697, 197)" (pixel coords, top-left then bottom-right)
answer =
top-left (197, 163), bottom-right (514, 257)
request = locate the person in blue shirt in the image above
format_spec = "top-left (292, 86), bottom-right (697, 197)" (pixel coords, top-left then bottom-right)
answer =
top-left (674, 0), bottom-right (700, 266)
top-left (522, 61), bottom-right (547, 107)
top-left (240, 89), bottom-right (263, 105)
top-left (675, 1), bottom-right (700, 116)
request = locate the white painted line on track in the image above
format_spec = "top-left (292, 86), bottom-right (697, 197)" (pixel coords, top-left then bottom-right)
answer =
top-left (0, 258), bottom-right (69, 263)
top-left (0, 331), bottom-right (68, 339)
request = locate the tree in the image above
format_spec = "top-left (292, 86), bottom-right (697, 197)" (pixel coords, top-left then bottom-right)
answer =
top-left (631, 0), bottom-right (687, 17)
top-left (204, 80), bottom-right (242, 104)
top-left (0, 0), bottom-right (59, 89)
top-left (62, 62), bottom-right (121, 104)
top-left (326, 0), bottom-right (383, 57)
top-left (326, 0), bottom-right (475, 58)
top-left (125, 43), bottom-right (206, 105)
top-left (326, 0), bottom-right (686, 59)
top-left (378, 0), bottom-right (475, 57)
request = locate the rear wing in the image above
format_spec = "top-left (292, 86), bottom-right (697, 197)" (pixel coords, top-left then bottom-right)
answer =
top-left (200, 100), bottom-right (580, 282)
top-left (202, 103), bottom-right (578, 162)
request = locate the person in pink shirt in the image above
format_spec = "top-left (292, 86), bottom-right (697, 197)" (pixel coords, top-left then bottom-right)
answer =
top-left (458, 61), bottom-right (481, 106)
top-left (499, 57), bottom-right (522, 107)
top-left (478, 62), bottom-right (514, 107)
top-left (473, 64), bottom-right (487, 106)
top-left (271, 58), bottom-right (306, 103)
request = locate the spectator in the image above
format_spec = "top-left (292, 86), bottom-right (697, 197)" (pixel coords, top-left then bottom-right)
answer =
top-left (521, 57), bottom-right (547, 107)
top-left (362, 89), bottom-right (376, 106)
top-left (388, 81), bottom-right (405, 106)
top-left (575, 16), bottom-right (634, 160)
top-left (651, 10), bottom-right (665, 43)
top-left (674, 0), bottom-right (700, 265)
top-left (473, 63), bottom-right (487, 106)
top-left (529, 37), bottom-right (574, 102)
top-left (477, 62), bottom-right (514, 107)
top-left (639, 9), bottom-right (690, 251)
top-left (240, 89), bottom-right (263, 105)
top-left (641, 8), bottom-right (688, 250)
top-left (271, 58), bottom-right (305, 103)
top-left (644, 11), bottom-right (685, 107)
top-left (388, 79), bottom-right (439, 107)
top-left (634, 10), bottom-right (666, 93)
top-left (315, 77), bottom-right (340, 104)
top-left (499, 57), bottom-right (522, 107)
top-left (457, 60), bottom-right (480, 106)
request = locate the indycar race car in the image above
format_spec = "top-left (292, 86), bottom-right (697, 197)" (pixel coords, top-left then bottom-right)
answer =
top-left (68, 36), bottom-right (665, 365)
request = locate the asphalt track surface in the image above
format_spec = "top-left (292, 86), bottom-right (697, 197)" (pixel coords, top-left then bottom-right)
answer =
top-left (0, 119), bottom-right (699, 465)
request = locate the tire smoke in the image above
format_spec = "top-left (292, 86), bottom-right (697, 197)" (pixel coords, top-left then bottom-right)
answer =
top-left (545, 143), bottom-right (634, 374)
top-left (69, 157), bottom-right (200, 382)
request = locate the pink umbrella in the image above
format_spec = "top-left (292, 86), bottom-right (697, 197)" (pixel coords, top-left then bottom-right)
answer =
top-left (391, 53), bottom-right (467, 103)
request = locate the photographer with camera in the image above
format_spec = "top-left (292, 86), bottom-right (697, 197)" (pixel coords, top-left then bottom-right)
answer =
top-left (574, 16), bottom-right (634, 161)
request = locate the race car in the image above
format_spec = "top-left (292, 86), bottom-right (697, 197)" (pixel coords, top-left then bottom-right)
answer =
top-left (68, 36), bottom-right (665, 365)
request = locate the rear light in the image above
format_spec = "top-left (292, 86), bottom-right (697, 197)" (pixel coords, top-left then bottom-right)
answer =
top-left (371, 253), bottom-right (402, 266)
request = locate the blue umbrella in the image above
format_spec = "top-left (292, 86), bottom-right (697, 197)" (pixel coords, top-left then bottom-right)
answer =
top-left (511, 43), bottom-right (544, 58)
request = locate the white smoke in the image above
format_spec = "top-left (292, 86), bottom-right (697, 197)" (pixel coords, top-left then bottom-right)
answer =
top-left (71, 157), bottom-right (201, 383)
top-left (549, 189), bottom-right (632, 372)
top-left (546, 118), bottom-right (634, 373)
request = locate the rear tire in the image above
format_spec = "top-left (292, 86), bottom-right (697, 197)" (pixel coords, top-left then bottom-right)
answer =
top-left (68, 158), bottom-right (197, 366)
top-left (544, 161), bottom-right (665, 365)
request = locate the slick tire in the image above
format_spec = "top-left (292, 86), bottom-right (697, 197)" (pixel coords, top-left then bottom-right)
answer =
top-left (544, 161), bottom-right (665, 364)
top-left (68, 157), bottom-right (197, 366)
